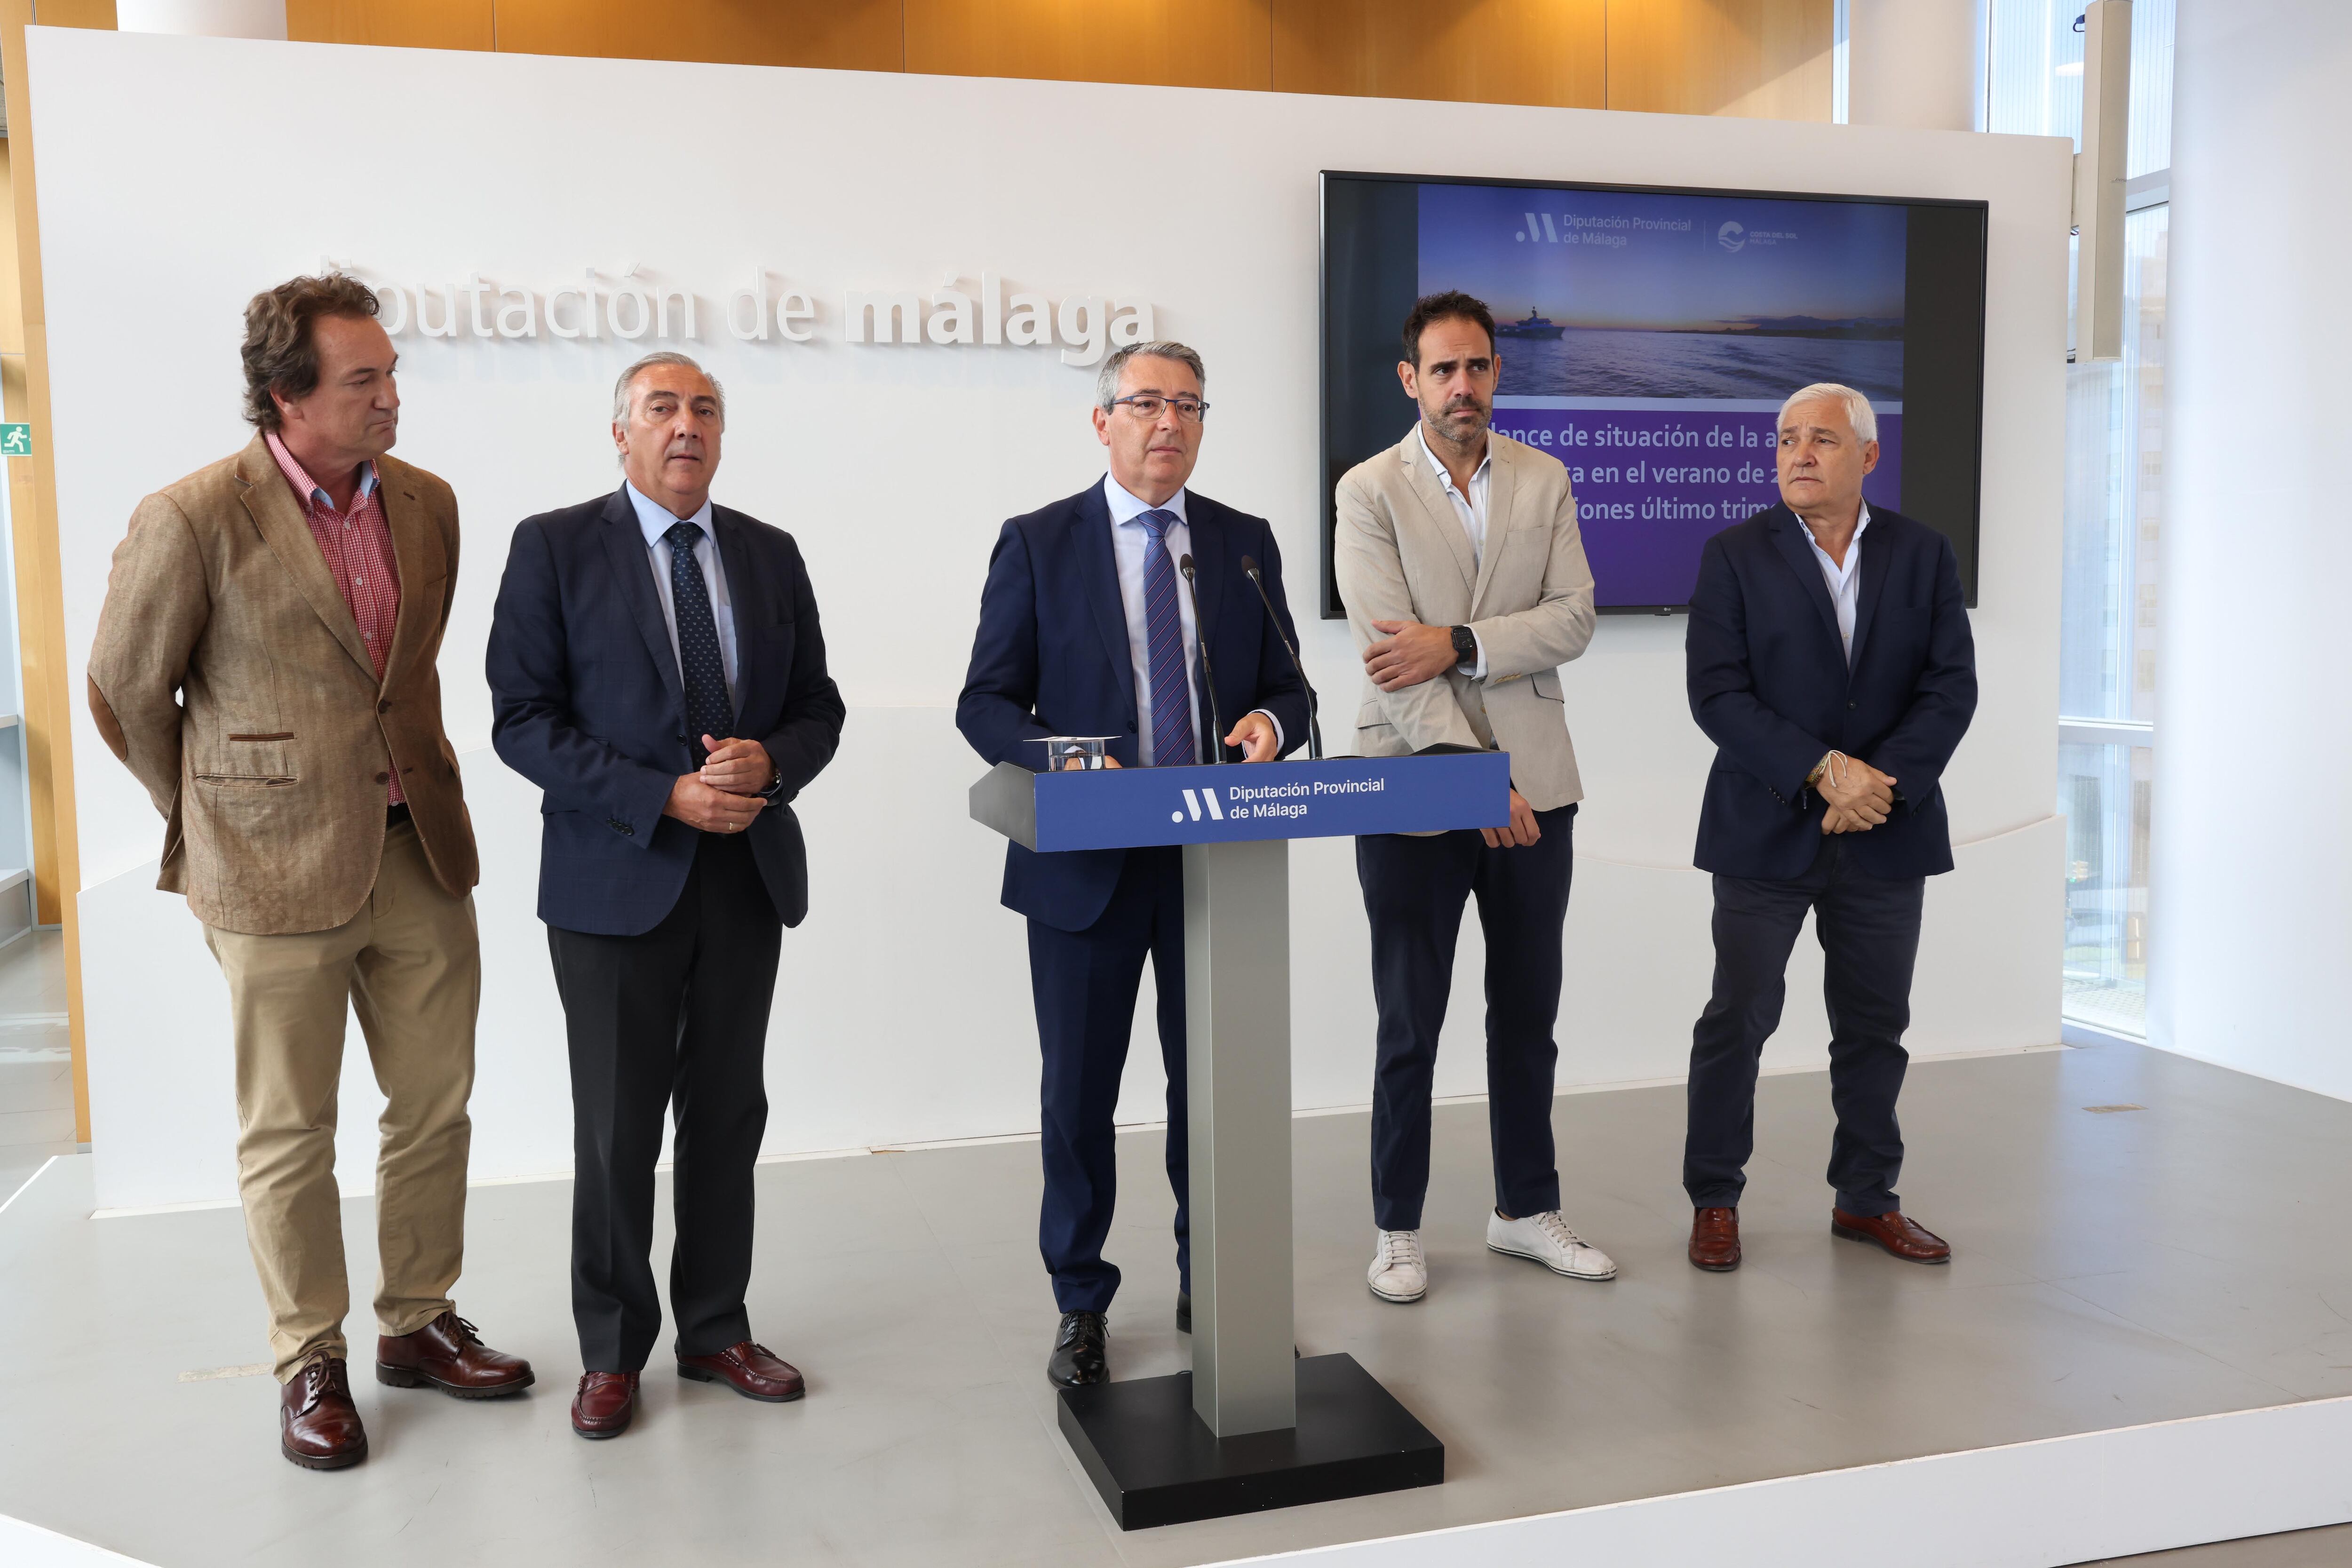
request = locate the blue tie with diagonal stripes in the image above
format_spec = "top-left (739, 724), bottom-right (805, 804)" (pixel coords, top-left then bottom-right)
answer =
top-left (1136, 509), bottom-right (1198, 768)
top-left (664, 520), bottom-right (733, 764)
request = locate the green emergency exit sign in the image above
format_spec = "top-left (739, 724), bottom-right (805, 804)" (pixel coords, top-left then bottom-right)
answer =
top-left (0, 425), bottom-right (29, 457)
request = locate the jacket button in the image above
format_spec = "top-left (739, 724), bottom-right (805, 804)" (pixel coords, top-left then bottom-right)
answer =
top-left (1847, 701), bottom-right (1857, 709)
top-left (374, 772), bottom-right (390, 783)
top-left (378, 700), bottom-right (392, 714)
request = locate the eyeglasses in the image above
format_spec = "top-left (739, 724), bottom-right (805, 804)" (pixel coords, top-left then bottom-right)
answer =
top-left (1110, 394), bottom-right (1210, 423)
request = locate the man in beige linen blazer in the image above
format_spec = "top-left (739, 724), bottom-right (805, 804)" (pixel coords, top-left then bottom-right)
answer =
top-left (1333, 290), bottom-right (1614, 1308)
top-left (87, 274), bottom-right (529, 1473)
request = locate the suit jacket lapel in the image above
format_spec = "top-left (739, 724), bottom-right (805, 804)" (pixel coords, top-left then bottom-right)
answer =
top-left (1844, 516), bottom-right (1893, 674)
top-left (713, 509), bottom-right (759, 728)
top-left (376, 465), bottom-right (437, 690)
top-left (1767, 507), bottom-right (1845, 657)
top-left (598, 486), bottom-right (686, 708)
top-left (1399, 432), bottom-right (1478, 597)
top-left (1183, 493), bottom-right (1222, 653)
top-left (1072, 483), bottom-right (1136, 728)
top-left (1469, 440), bottom-right (1515, 617)
top-left (234, 438), bottom-right (376, 680)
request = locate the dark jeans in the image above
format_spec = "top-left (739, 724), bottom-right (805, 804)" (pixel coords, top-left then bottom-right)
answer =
top-left (1026, 844), bottom-right (1188, 1314)
top-left (1356, 804), bottom-right (1575, 1232)
top-left (1682, 834), bottom-right (1925, 1218)
top-left (549, 831), bottom-right (781, 1372)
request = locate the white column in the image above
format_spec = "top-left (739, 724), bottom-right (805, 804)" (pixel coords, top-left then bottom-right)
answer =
top-left (114, 0), bottom-right (287, 39)
top-left (1845, 0), bottom-right (1989, 131)
top-left (2151, 0), bottom-right (2352, 1098)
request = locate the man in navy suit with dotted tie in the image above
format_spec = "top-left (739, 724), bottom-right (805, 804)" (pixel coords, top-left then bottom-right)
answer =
top-left (958, 341), bottom-right (1310, 1387)
top-left (487, 351), bottom-right (845, 1439)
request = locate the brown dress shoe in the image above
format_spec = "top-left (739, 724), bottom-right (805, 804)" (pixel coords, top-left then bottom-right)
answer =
top-left (1831, 1207), bottom-right (1951, 1263)
top-left (678, 1341), bottom-right (805, 1403)
top-left (571, 1371), bottom-right (639, 1439)
top-left (1689, 1206), bottom-right (1741, 1271)
top-left (281, 1354), bottom-right (367, 1470)
top-left (377, 1312), bottom-right (535, 1398)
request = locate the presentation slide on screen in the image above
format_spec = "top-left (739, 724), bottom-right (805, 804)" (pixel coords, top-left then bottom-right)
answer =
top-left (1418, 182), bottom-right (1907, 607)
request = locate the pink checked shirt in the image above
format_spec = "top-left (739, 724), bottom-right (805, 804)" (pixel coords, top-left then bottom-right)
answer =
top-left (264, 430), bottom-right (405, 806)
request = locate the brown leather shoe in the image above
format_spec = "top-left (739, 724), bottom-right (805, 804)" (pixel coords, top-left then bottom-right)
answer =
top-left (571, 1371), bottom-right (639, 1439)
top-left (678, 1341), bottom-right (805, 1403)
top-left (1831, 1207), bottom-right (1951, 1264)
top-left (377, 1311), bottom-right (535, 1399)
top-left (280, 1354), bottom-right (367, 1470)
top-left (1689, 1206), bottom-right (1741, 1271)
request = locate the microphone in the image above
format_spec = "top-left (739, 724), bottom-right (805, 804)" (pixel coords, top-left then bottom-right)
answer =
top-left (1177, 553), bottom-right (1225, 764)
top-left (1239, 554), bottom-right (1322, 760)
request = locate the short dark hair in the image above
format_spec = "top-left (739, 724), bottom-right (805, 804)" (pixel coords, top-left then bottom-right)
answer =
top-left (241, 273), bottom-right (382, 430)
top-left (1402, 291), bottom-right (1496, 367)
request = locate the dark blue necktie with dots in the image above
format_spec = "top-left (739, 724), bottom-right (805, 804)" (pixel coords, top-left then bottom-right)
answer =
top-left (663, 520), bottom-right (732, 762)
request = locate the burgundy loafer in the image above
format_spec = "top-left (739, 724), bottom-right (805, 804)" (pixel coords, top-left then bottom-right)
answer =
top-left (1831, 1207), bottom-right (1952, 1264)
top-left (571, 1371), bottom-right (639, 1439)
top-left (678, 1340), bottom-right (805, 1403)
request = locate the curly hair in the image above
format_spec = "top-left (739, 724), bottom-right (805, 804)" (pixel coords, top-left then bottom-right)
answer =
top-left (240, 273), bottom-right (382, 430)
top-left (1401, 290), bottom-right (1496, 367)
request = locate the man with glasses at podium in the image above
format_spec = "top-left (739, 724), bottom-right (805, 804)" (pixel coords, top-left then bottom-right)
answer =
top-left (957, 341), bottom-right (1311, 1388)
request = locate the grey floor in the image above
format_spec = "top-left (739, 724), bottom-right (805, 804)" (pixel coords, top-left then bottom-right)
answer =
top-left (0, 929), bottom-right (75, 1207)
top-left (2, 1034), bottom-right (2350, 1568)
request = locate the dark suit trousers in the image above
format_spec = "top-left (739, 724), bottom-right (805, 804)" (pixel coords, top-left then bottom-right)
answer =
top-left (1683, 835), bottom-right (1924, 1218)
top-left (1027, 844), bottom-right (1187, 1314)
top-left (549, 831), bottom-right (781, 1372)
top-left (1357, 804), bottom-right (1575, 1232)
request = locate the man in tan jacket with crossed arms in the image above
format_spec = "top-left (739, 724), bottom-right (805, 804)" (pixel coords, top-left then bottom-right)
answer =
top-left (88, 274), bottom-right (530, 1472)
top-left (1333, 291), bottom-right (1613, 1306)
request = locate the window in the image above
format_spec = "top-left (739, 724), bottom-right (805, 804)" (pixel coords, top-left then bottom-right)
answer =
top-left (1990, 0), bottom-right (2174, 1036)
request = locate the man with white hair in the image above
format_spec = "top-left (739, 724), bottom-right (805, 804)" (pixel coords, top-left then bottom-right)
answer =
top-left (1680, 382), bottom-right (1977, 1273)
top-left (487, 351), bottom-right (845, 1437)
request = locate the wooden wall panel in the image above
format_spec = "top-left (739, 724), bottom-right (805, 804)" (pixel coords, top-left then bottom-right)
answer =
top-left (903, 0), bottom-right (1269, 91)
top-left (287, 0), bottom-right (492, 50)
top-left (1272, 0), bottom-right (1605, 110)
top-left (493, 0), bottom-right (902, 72)
top-left (1605, 0), bottom-right (1833, 121)
top-left (32, 0), bottom-right (115, 27)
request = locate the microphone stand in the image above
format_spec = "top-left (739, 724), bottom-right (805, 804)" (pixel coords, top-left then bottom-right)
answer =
top-left (1177, 553), bottom-right (1225, 764)
top-left (1240, 554), bottom-right (1322, 760)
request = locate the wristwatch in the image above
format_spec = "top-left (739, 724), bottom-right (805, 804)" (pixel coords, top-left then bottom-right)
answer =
top-left (1449, 624), bottom-right (1478, 666)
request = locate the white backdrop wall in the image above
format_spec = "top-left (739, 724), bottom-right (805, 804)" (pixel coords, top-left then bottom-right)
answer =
top-left (2149, 0), bottom-right (2352, 1099)
top-left (27, 28), bottom-right (2070, 1211)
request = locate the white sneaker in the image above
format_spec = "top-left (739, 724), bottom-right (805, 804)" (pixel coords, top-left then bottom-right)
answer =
top-left (1486, 1209), bottom-right (1618, 1281)
top-left (1367, 1229), bottom-right (1427, 1303)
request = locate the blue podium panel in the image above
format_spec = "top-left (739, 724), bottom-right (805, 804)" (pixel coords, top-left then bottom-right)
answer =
top-left (1030, 754), bottom-right (1512, 853)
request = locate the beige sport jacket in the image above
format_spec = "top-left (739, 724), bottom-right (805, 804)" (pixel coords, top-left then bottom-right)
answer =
top-left (1332, 427), bottom-right (1597, 811)
top-left (87, 434), bottom-right (478, 935)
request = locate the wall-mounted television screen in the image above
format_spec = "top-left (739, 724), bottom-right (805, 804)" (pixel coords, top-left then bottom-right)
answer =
top-left (1319, 172), bottom-right (1987, 616)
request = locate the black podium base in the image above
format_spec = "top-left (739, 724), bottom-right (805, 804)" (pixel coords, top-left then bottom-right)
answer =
top-left (1056, 1353), bottom-right (1444, 1530)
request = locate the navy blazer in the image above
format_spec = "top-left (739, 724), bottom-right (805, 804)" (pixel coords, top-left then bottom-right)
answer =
top-left (486, 487), bottom-right (846, 936)
top-left (956, 481), bottom-right (1311, 932)
top-left (1686, 503), bottom-right (1977, 883)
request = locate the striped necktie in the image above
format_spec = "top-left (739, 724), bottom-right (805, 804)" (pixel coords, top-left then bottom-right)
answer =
top-left (1136, 509), bottom-right (1198, 767)
top-left (663, 520), bottom-right (733, 763)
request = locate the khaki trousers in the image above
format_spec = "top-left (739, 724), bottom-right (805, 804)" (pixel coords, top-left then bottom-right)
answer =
top-left (204, 818), bottom-right (481, 1381)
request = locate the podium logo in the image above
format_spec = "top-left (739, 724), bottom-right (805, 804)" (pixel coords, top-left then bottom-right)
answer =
top-left (1717, 221), bottom-right (1747, 253)
top-left (1171, 788), bottom-right (1226, 824)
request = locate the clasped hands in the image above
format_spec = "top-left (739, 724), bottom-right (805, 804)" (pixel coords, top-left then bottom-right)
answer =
top-left (663, 735), bottom-right (776, 832)
top-left (1814, 752), bottom-right (1899, 836)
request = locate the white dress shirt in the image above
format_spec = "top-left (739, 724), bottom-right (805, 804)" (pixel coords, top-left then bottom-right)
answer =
top-left (1408, 424), bottom-right (1491, 679)
top-left (626, 481), bottom-right (739, 703)
top-left (1800, 502), bottom-right (1871, 666)
top-left (1101, 475), bottom-right (1280, 766)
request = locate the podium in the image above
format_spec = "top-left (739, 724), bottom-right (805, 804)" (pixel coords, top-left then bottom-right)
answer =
top-left (970, 751), bottom-right (1511, 1528)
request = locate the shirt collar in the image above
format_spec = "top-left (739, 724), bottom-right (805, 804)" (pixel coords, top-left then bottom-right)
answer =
top-left (625, 481), bottom-right (716, 550)
top-left (265, 429), bottom-right (378, 512)
top-left (1803, 501), bottom-right (1872, 566)
top-left (1413, 422), bottom-right (1491, 498)
top-left (1103, 473), bottom-right (1187, 528)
